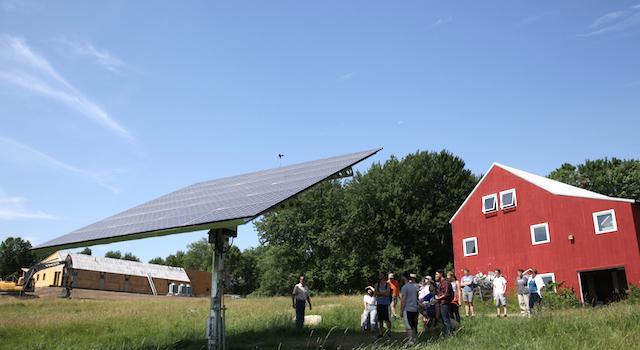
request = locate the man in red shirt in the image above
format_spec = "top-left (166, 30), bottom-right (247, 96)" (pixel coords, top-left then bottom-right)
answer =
top-left (388, 273), bottom-right (400, 319)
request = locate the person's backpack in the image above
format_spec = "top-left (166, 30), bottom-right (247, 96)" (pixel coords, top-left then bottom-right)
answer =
top-left (446, 282), bottom-right (454, 301)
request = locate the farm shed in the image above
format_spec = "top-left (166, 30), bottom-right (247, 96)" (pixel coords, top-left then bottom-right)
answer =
top-left (450, 163), bottom-right (640, 305)
top-left (31, 251), bottom-right (191, 295)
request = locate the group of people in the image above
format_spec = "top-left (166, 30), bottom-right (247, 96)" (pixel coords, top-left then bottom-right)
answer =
top-left (290, 266), bottom-right (548, 343)
top-left (361, 270), bottom-right (460, 343)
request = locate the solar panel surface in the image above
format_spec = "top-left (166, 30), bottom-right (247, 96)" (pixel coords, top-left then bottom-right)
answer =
top-left (34, 148), bottom-right (381, 251)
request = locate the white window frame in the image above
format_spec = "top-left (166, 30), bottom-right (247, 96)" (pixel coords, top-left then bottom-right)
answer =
top-left (481, 193), bottom-right (498, 214)
top-left (530, 222), bottom-right (550, 245)
top-left (538, 272), bottom-right (556, 292)
top-left (592, 209), bottom-right (618, 234)
top-left (463, 237), bottom-right (478, 257)
top-left (499, 188), bottom-right (517, 209)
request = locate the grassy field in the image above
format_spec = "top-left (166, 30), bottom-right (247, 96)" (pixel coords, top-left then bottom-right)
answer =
top-left (1, 292), bottom-right (639, 350)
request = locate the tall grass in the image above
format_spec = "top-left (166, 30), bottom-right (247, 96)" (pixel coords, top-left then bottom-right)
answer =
top-left (1, 294), bottom-right (639, 349)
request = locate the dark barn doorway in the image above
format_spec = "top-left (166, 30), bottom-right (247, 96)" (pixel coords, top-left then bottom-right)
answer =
top-left (579, 267), bottom-right (628, 305)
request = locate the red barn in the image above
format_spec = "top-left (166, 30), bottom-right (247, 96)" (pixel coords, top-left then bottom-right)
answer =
top-left (450, 163), bottom-right (640, 304)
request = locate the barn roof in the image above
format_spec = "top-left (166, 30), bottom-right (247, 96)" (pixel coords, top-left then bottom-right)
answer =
top-left (449, 162), bottom-right (636, 223)
top-left (59, 252), bottom-right (190, 281)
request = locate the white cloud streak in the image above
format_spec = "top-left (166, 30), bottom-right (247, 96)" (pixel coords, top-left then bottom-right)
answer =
top-left (0, 137), bottom-right (122, 193)
top-left (55, 36), bottom-right (126, 73)
top-left (338, 72), bottom-right (355, 81)
top-left (581, 6), bottom-right (640, 37)
top-left (0, 196), bottom-right (56, 220)
top-left (433, 17), bottom-right (453, 26)
top-left (0, 35), bottom-right (133, 141)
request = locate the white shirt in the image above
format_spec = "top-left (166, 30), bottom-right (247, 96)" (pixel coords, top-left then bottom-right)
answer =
top-left (363, 294), bottom-right (376, 309)
top-left (493, 276), bottom-right (507, 295)
top-left (293, 283), bottom-right (309, 301)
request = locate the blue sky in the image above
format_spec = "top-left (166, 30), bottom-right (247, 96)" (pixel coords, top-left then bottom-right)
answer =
top-left (1, 1), bottom-right (639, 262)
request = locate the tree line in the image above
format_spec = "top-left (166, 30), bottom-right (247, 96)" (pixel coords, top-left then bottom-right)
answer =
top-left (2, 152), bottom-right (639, 295)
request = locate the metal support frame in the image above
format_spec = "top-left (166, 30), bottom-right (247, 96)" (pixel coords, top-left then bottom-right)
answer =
top-left (207, 227), bottom-right (237, 350)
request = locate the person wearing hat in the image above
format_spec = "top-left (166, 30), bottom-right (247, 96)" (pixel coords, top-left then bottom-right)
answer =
top-left (400, 272), bottom-right (420, 344)
top-left (388, 273), bottom-right (400, 319)
top-left (361, 286), bottom-right (377, 332)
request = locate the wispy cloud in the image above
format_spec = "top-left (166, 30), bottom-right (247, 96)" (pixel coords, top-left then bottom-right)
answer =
top-left (1, 0), bottom-right (38, 13)
top-left (0, 137), bottom-right (123, 193)
top-left (338, 72), bottom-right (355, 81)
top-left (0, 35), bottom-right (133, 141)
top-left (581, 6), bottom-right (640, 37)
top-left (520, 11), bottom-right (555, 26)
top-left (433, 17), bottom-right (453, 27)
top-left (0, 195), bottom-right (56, 220)
top-left (55, 36), bottom-right (127, 73)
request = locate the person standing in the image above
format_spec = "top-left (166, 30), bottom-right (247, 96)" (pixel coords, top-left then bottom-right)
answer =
top-left (492, 269), bottom-right (508, 318)
top-left (434, 270), bottom-right (453, 337)
top-left (526, 269), bottom-right (545, 319)
top-left (375, 272), bottom-right (393, 337)
top-left (292, 275), bottom-right (312, 329)
top-left (447, 272), bottom-right (462, 323)
top-left (361, 286), bottom-right (377, 332)
top-left (460, 269), bottom-right (476, 317)
top-left (400, 272), bottom-right (420, 344)
top-left (388, 273), bottom-right (400, 319)
top-left (516, 269), bottom-right (530, 317)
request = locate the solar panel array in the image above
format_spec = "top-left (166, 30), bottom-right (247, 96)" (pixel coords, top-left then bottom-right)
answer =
top-left (34, 148), bottom-right (381, 251)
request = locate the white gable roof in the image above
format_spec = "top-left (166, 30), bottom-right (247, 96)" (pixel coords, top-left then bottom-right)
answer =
top-left (60, 252), bottom-right (190, 281)
top-left (449, 162), bottom-right (636, 223)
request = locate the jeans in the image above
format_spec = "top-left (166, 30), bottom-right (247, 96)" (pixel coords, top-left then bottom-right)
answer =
top-left (517, 293), bottom-right (530, 315)
top-left (295, 299), bottom-right (306, 329)
top-left (440, 303), bottom-right (452, 336)
top-left (529, 293), bottom-right (542, 318)
top-left (361, 307), bottom-right (377, 332)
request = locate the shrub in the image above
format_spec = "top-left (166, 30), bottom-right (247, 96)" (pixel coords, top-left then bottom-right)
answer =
top-left (543, 281), bottom-right (580, 309)
top-left (627, 284), bottom-right (640, 304)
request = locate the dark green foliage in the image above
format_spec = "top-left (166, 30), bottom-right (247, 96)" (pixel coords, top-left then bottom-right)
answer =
top-left (148, 257), bottom-right (166, 265)
top-left (627, 284), bottom-right (640, 304)
top-left (543, 282), bottom-right (580, 309)
top-left (255, 150), bottom-right (478, 295)
top-left (0, 237), bottom-right (36, 278)
top-left (78, 247), bottom-right (92, 255)
top-left (548, 158), bottom-right (640, 199)
top-left (105, 250), bottom-right (139, 262)
top-left (104, 250), bottom-right (122, 259)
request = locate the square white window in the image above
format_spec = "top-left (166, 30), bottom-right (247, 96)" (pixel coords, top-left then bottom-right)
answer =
top-left (499, 189), bottom-right (517, 209)
top-left (482, 194), bottom-right (498, 214)
top-left (538, 273), bottom-right (556, 291)
top-left (530, 223), bottom-right (550, 245)
top-left (592, 209), bottom-right (618, 234)
top-left (463, 237), bottom-right (478, 257)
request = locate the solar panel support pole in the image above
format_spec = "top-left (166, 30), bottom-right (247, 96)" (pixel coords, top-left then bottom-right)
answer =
top-left (207, 227), bottom-right (237, 350)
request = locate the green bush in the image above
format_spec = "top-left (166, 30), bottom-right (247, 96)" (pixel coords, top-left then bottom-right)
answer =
top-left (627, 284), bottom-right (640, 304)
top-left (543, 281), bottom-right (580, 309)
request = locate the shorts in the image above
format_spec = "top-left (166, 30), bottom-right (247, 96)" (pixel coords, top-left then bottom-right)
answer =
top-left (462, 290), bottom-right (474, 302)
top-left (403, 310), bottom-right (418, 330)
top-left (494, 293), bottom-right (507, 306)
top-left (376, 304), bottom-right (390, 322)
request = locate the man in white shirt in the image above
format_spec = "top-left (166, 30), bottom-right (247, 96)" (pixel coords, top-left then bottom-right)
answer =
top-left (400, 272), bottom-right (420, 344)
top-left (292, 275), bottom-right (312, 329)
top-left (492, 269), bottom-right (508, 318)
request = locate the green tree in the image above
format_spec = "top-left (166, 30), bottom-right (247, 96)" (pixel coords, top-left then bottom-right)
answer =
top-left (548, 158), bottom-right (640, 199)
top-left (182, 238), bottom-right (213, 271)
top-left (78, 247), bottom-right (92, 255)
top-left (122, 252), bottom-right (140, 262)
top-left (148, 257), bottom-right (166, 265)
top-left (165, 251), bottom-right (186, 267)
top-left (104, 250), bottom-right (122, 259)
top-left (0, 237), bottom-right (36, 278)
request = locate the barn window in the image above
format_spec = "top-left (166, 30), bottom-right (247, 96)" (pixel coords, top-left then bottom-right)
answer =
top-left (593, 209), bottom-right (617, 234)
top-left (482, 194), bottom-right (498, 214)
top-left (538, 273), bottom-right (556, 291)
top-left (530, 223), bottom-right (550, 245)
top-left (499, 189), bottom-right (517, 209)
top-left (463, 237), bottom-right (478, 256)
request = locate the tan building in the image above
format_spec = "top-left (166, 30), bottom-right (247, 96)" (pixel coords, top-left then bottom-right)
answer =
top-left (32, 251), bottom-right (192, 295)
